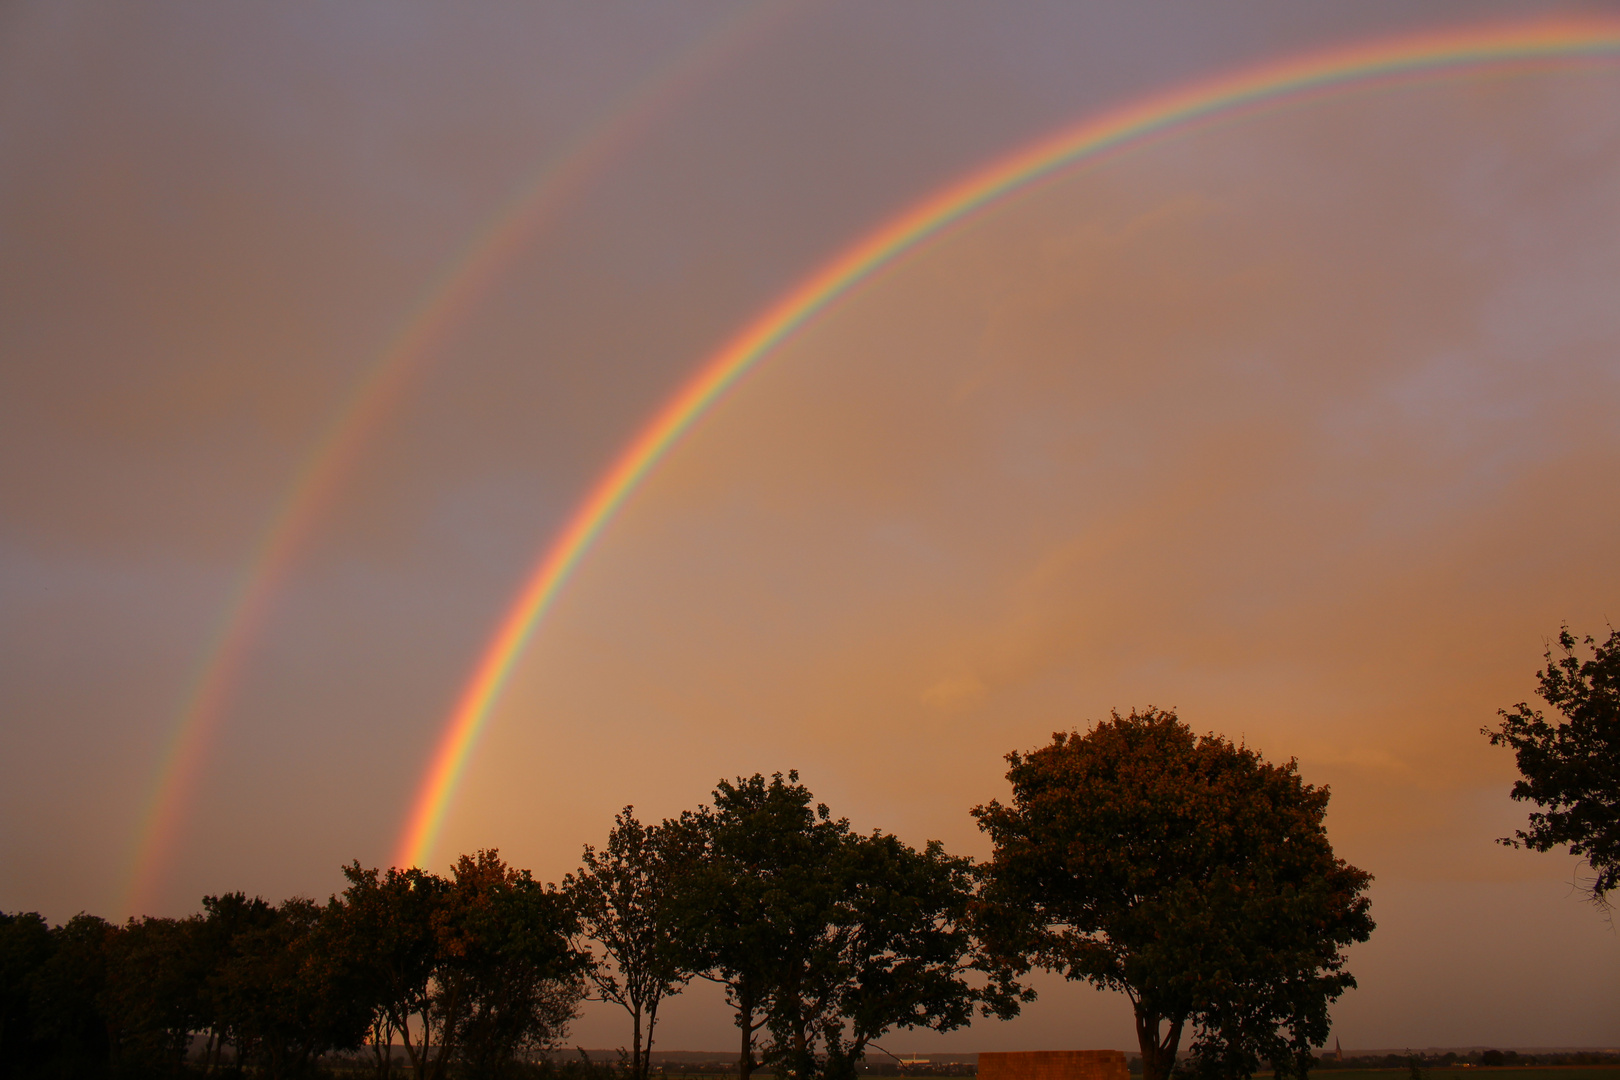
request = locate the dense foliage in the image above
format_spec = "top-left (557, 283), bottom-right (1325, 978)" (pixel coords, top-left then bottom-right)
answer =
top-left (973, 710), bottom-right (1373, 1080)
top-left (673, 774), bottom-right (1020, 1080)
top-left (0, 851), bottom-right (583, 1080)
top-left (6, 744), bottom-right (1374, 1080)
top-left (1486, 626), bottom-right (1620, 904)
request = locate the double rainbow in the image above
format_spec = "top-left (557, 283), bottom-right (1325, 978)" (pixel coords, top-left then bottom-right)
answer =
top-left (395, 15), bottom-right (1620, 868)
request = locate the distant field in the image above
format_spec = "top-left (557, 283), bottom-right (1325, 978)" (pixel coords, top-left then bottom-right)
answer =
top-left (1307, 1071), bottom-right (1620, 1080)
top-left (645, 1071), bottom-right (1620, 1080)
top-left (641, 1069), bottom-right (1620, 1080)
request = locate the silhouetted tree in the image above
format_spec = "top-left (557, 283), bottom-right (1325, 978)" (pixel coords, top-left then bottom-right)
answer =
top-left (426, 851), bottom-right (586, 1080)
top-left (973, 709), bottom-right (1373, 1080)
top-left (337, 864), bottom-right (447, 1080)
top-left (0, 912), bottom-right (54, 1079)
top-left (567, 808), bottom-right (697, 1080)
top-left (102, 915), bottom-right (207, 1074)
top-left (196, 892), bottom-right (279, 1072)
top-left (2, 910), bottom-right (211, 1079)
top-left (1486, 626), bottom-right (1620, 905)
top-left (673, 773), bottom-right (837, 1080)
top-left (678, 773), bottom-right (1013, 1080)
top-left (27, 914), bottom-right (114, 1077)
top-left (3, 852), bottom-right (588, 1080)
top-left (777, 830), bottom-right (1021, 1080)
top-left (210, 896), bottom-right (373, 1080)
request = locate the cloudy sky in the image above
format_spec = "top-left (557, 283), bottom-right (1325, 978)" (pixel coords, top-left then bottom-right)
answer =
top-left (3, 0), bottom-right (1618, 1054)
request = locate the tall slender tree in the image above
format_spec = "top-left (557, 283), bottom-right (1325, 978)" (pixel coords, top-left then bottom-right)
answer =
top-left (568, 807), bottom-right (697, 1080)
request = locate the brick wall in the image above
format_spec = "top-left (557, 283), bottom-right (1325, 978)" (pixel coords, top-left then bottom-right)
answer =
top-left (978, 1050), bottom-right (1129, 1080)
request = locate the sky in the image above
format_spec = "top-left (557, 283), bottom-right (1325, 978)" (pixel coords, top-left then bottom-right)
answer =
top-left (2, 0), bottom-right (1619, 1056)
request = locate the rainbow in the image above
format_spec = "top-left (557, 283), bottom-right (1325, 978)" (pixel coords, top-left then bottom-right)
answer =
top-left (398, 14), bottom-right (1620, 869)
top-left (119, 0), bottom-right (799, 917)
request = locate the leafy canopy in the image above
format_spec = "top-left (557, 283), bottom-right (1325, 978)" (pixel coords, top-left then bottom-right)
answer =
top-left (568, 807), bottom-right (698, 1080)
top-left (674, 772), bottom-right (1013, 1080)
top-left (973, 709), bottom-right (1372, 1080)
top-left (1486, 627), bottom-right (1620, 904)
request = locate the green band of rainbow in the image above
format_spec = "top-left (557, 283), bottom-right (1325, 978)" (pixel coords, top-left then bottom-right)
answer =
top-left (395, 15), bottom-right (1620, 869)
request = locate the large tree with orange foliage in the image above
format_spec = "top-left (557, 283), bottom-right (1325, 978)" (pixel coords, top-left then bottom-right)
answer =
top-left (974, 709), bottom-right (1372, 1080)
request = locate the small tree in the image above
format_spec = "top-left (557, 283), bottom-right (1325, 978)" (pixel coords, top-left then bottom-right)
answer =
top-left (102, 915), bottom-right (208, 1074)
top-left (677, 773), bottom-right (1013, 1080)
top-left (195, 891), bottom-right (279, 1072)
top-left (673, 774), bottom-right (830, 1080)
top-left (336, 863), bottom-right (447, 1080)
top-left (432, 850), bottom-right (586, 1080)
top-left (567, 807), bottom-right (697, 1080)
top-left (335, 854), bottom-right (584, 1080)
top-left (26, 915), bottom-right (115, 1076)
top-left (1485, 626), bottom-right (1620, 905)
top-left (209, 897), bottom-right (374, 1080)
top-left (973, 709), bottom-right (1373, 1080)
top-left (0, 911), bottom-right (57, 1076)
top-left (784, 831), bottom-right (1021, 1080)
top-left (1, 912), bottom-right (120, 1078)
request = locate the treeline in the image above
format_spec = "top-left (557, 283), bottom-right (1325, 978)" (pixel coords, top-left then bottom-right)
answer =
top-left (1, 773), bottom-right (1009, 1080)
top-left (1317, 1052), bottom-right (1620, 1071)
top-left (5, 713), bottom-right (1377, 1080)
top-left (566, 772), bottom-right (1020, 1080)
top-left (0, 851), bottom-right (580, 1080)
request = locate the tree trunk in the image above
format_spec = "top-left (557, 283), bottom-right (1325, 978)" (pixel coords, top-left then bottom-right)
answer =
top-left (632, 1001), bottom-right (644, 1080)
top-left (825, 1035), bottom-right (868, 1080)
top-left (400, 1009), bottom-right (427, 1080)
top-left (736, 983), bottom-right (758, 1080)
top-left (645, 994), bottom-right (663, 1080)
top-left (1134, 1005), bottom-right (1185, 1080)
top-left (425, 983), bottom-right (462, 1080)
top-left (778, 964), bottom-right (811, 1080)
top-left (376, 1015), bottom-right (397, 1080)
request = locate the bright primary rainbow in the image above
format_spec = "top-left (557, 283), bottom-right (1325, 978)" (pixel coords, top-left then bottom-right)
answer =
top-left (390, 14), bottom-right (1620, 869)
top-left (118, 1), bottom-right (799, 916)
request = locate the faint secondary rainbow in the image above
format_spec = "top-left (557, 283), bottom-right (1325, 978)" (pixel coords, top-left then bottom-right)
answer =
top-left (119, 0), bottom-right (802, 917)
top-left (396, 14), bottom-right (1620, 869)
